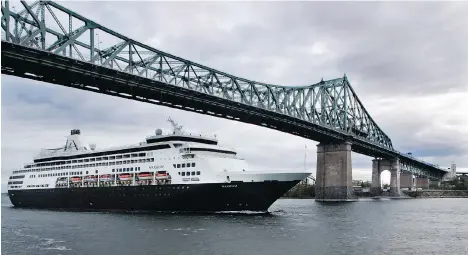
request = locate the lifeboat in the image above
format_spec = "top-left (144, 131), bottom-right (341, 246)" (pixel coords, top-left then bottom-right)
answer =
top-left (70, 176), bottom-right (82, 183)
top-left (155, 171), bottom-right (168, 180)
top-left (84, 175), bottom-right (98, 182)
top-left (119, 173), bottom-right (132, 181)
top-left (138, 172), bottom-right (153, 180)
top-left (99, 174), bottom-right (112, 182)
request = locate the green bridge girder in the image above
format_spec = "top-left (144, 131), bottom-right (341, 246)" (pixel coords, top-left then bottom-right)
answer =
top-left (0, 0), bottom-right (449, 179)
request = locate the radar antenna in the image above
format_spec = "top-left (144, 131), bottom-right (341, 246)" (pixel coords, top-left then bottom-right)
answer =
top-left (167, 117), bottom-right (184, 134)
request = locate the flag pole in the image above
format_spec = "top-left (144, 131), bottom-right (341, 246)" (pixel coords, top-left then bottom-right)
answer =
top-left (303, 145), bottom-right (305, 171)
top-left (304, 144), bottom-right (307, 184)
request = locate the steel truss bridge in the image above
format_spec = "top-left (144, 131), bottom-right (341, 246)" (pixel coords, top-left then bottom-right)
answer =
top-left (1, 0), bottom-right (448, 179)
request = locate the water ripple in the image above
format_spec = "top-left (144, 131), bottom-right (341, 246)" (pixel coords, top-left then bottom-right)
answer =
top-left (2, 195), bottom-right (468, 255)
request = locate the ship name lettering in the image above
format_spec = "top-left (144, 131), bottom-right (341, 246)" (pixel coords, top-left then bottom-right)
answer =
top-left (222, 185), bottom-right (237, 188)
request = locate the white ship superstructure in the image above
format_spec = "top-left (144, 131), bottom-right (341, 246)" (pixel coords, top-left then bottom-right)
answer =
top-left (7, 118), bottom-right (310, 212)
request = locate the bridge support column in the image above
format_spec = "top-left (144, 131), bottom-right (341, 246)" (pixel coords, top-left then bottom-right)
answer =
top-left (389, 158), bottom-right (401, 196)
top-left (400, 171), bottom-right (413, 190)
top-left (371, 159), bottom-right (382, 196)
top-left (315, 142), bottom-right (355, 202)
top-left (370, 158), bottom-right (400, 196)
top-left (429, 179), bottom-right (440, 189)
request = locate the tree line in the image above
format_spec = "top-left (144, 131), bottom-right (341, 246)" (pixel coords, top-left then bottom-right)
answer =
top-left (440, 174), bottom-right (468, 190)
top-left (282, 184), bottom-right (315, 198)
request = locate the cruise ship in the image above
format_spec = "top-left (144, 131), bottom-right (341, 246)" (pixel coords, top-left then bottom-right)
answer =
top-left (7, 118), bottom-right (310, 212)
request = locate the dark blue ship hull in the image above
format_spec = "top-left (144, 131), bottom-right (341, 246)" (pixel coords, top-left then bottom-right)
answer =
top-left (8, 181), bottom-right (298, 212)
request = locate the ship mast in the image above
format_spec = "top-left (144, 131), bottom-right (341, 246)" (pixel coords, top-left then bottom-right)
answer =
top-left (167, 117), bottom-right (184, 135)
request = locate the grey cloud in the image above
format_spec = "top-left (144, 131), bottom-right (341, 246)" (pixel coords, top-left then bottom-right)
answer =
top-left (51, 1), bottom-right (468, 93)
top-left (366, 93), bottom-right (468, 167)
top-left (157, 2), bottom-right (468, 94)
top-left (283, 2), bottom-right (468, 95)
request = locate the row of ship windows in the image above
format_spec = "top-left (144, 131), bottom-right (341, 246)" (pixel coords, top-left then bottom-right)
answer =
top-left (19, 150), bottom-right (198, 172)
top-left (16, 151), bottom-right (202, 174)
top-left (14, 158), bottom-right (155, 174)
top-left (174, 163), bottom-right (196, 168)
top-left (37, 172), bottom-right (78, 178)
top-left (34, 167), bottom-right (144, 178)
top-left (178, 171), bottom-right (201, 176)
top-left (8, 181), bottom-right (23, 185)
top-left (27, 184), bottom-right (49, 188)
top-left (15, 156), bottom-right (201, 175)
top-left (9, 175), bottom-right (25, 180)
top-left (25, 152), bottom-right (151, 168)
top-left (113, 167), bottom-right (141, 173)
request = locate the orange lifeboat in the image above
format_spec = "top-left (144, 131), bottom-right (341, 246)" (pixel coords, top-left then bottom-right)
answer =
top-left (138, 172), bottom-right (153, 180)
top-left (155, 171), bottom-right (168, 180)
top-left (119, 173), bottom-right (132, 181)
top-left (71, 176), bottom-right (82, 183)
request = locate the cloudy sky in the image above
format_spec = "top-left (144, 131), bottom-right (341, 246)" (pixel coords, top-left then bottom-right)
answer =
top-left (1, 1), bottom-right (467, 192)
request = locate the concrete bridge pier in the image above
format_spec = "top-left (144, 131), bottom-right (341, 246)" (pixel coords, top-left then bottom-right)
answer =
top-left (371, 159), bottom-right (382, 196)
top-left (429, 179), bottom-right (440, 188)
top-left (389, 158), bottom-right (401, 196)
top-left (315, 141), bottom-right (355, 202)
top-left (371, 158), bottom-right (401, 196)
top-left (415, 177), bottom-right (429, 189)
top-left (400, 171), bottom-right (413, 190)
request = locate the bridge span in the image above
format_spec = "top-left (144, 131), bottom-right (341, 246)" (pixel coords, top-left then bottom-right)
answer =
top-left (1, 0), bottom-right (449, 201)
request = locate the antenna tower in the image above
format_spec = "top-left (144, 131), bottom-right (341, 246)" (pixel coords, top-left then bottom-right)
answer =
top-left (167, 117), bottom-right (184, 134)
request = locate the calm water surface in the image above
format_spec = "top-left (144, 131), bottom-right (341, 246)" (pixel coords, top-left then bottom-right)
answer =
top-left (2, 194), bottom-right (468, 255)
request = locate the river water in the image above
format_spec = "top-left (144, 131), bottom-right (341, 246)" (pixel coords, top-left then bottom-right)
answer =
top-left (2, 194), bottom-right (467, 255)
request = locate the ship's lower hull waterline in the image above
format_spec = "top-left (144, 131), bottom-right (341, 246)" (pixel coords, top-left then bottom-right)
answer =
top-left (8, 181), bottom-right (299, 212)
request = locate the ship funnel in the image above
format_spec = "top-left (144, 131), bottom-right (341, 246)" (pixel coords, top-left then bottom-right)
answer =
top-left (64, 129), bottom-right (90, 152)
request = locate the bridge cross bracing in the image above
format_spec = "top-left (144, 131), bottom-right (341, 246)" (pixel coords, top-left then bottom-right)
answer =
top-left (1, 0), bottom-right (449, 181)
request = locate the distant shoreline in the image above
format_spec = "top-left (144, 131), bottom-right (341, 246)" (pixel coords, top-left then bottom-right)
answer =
top-left (404, 190), bottom-right (468, 198)
top-left (282, 183), bottom-right (315, 198)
